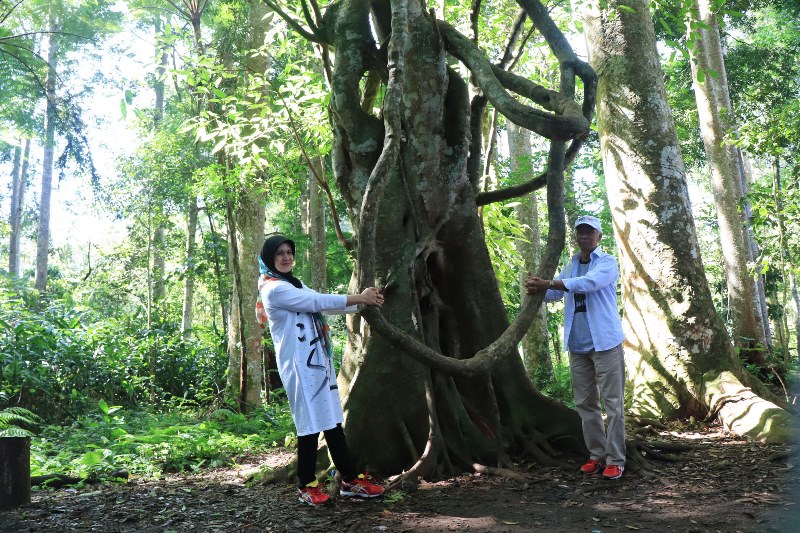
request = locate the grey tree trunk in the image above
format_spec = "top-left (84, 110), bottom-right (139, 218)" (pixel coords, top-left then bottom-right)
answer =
top-left (686, 0), bottom-right (768, 359)
top-left (507, 123), bottom-right (551, 382)
top-left (181, 197), bottom-right (198, 337)
top-left (8, 140), bottom-right (30, 277)
top-left (742, 152), bottom-right (772, 348)
top-left (34, 6), bottom-right (59, 293)
top-left (583, 0), bottom-right (789, 442)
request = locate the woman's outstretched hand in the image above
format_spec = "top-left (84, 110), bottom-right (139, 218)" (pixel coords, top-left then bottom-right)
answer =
top-left (360, 287), bottom-right (384, 307)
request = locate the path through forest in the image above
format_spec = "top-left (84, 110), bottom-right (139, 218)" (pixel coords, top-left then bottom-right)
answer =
top-left (2, 423), bottom-right (797, 532)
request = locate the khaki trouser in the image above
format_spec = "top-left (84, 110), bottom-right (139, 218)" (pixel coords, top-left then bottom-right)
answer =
top-left (569, 343), bottom-right (626, 466)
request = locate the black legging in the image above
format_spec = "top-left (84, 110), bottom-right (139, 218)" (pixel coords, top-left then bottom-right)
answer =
top-left (297, 424), bottom-right (357, 487)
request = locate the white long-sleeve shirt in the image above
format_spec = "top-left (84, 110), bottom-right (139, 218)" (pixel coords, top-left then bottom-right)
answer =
top-left (262, 280), bottom-right (357, 436)
top-left (544, 247), bottom-right (626, 352)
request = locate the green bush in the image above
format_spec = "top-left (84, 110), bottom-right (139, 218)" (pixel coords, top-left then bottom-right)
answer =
top-left (0, 273), bottom-right (226, 420)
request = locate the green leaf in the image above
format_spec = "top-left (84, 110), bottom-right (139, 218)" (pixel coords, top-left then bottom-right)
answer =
top-left (79, 450), bottom-right (104, 467)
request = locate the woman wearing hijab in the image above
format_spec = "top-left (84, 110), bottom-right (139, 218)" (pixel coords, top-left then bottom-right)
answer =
top-left (257, 235), bottom-right (385, 506)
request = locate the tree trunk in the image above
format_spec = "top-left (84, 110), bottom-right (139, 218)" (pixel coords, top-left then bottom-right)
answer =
top-left (507, 123), bottom-right (551, 382)
top-left (225, 189), bottom-right (265, 410)
top-left (308, 156), bottom-right (327, 292)
top-left (0, 437), bottom-right (31, 509)
top-left (686, 0), bottom-right (768, 360)
top-left (583, 0), bottom-right (790, 442)
top-left (34, 7), bottom-right (60, 293)
top-left (152, 222), bottom-right (166, 320)
top-left (321, 0), bottom-right (593, 476)
top-left (9, 140), bottom-right (30, 277)
top-left (224, 0), bottom-right (272, 409)
top-left (151, 14), bottom-right (168, 321)
top-left (181, 196), bottom-right (198, 337)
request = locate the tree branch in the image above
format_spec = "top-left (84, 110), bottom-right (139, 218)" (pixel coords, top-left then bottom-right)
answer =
top-left (261, 0), bottom-right (324, 43)
top-left (439, 21), bottom-right (589, 141)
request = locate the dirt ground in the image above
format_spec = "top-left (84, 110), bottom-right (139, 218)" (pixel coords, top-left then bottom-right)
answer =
top-left (2, 422), bottom-right (798, 533)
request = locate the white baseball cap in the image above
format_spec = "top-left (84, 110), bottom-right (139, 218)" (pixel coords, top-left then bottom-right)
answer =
top-left (574, 215), bottom-right (602, 232)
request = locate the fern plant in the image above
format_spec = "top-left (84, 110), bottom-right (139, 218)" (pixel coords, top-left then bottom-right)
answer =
top-left (0, 407), bottom-right (43, 438)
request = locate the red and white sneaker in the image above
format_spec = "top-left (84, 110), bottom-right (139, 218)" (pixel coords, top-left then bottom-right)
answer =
top-left (602, 464), bottom-right (624, 480)
top-left (579, 458), bottom-right (605, 475)
top-left (298, 480), bottom-right (331, 506)
top-left (340, 473), bottom-right (384, 498)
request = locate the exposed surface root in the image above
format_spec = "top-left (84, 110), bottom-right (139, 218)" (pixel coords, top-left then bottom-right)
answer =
top-left (472, 463), bottom-right (532, 483)
top-left (625, 438), bottom-right (691, 477)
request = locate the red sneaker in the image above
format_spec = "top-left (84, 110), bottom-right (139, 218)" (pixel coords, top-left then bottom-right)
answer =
top-left (340, 473), bottom-right (384, 498)
top-left (298, 480), bottom-right (331, 506)
top-left (579, 458), bottom-right (605, 474)
top-left (602, 464), bottom-right (625, 480)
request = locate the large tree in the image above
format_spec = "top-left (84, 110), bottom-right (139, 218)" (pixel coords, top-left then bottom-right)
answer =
top-left (582, 0), bottom-right (790, 442)
top-left (265, 0), bottom-right (596, 477)
top-left (685, 0), bottom-right (769, 359)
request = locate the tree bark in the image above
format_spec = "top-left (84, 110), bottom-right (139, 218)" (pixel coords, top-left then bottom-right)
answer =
top-left (583, 0), bottom-right (790, 442)
top-left (34, 5), bottom-right (60, 293)
top-left (686, 0), bottom-right (768, 360)
top-left (507, 122), bottom-right (551, 382)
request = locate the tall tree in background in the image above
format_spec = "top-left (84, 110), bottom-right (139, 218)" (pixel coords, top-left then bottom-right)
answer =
top-left (507, 122), bottom-right (550, 381)
top-left (685, 0), bottom-right (768, 359)
top-left (30, 0), bottom-right (119, 292)
top-left (8, 140), bottom-right (31, 276)
top-left (33, 3), bottom-right (61, 292)
top-left (583, 0), bottom-right (789, 441)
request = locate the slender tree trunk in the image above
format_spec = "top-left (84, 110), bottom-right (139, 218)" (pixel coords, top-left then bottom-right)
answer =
top-left (150, 14), bottom-right (168, 320)
top-left (181, 197), bottom-right (198, 337)
top-left (583, 0), bottom-right (790, 442)
top-left (771, 159), bottom-right (793, 367)
top-left (308, 156), bottom-right (327, 292)
top-left (742, 152), bottom-right (772, 348)
top-left (205, 210), bottom-right (228, 337)
top-left (34, 7), bottom-right (60, 293)
top-left (686, 0), bottom-right (767, 359)
top-left (9, 140), bottom-right (30, 276)
top-left (507, 123), bottom-right (551, 382)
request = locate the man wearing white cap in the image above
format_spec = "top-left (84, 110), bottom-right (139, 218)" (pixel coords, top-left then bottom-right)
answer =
top-left (525, 215), bottom-right (626, 480)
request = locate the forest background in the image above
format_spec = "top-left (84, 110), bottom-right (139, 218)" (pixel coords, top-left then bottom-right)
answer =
top-left (1, 0), bottom-right (799, 495)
